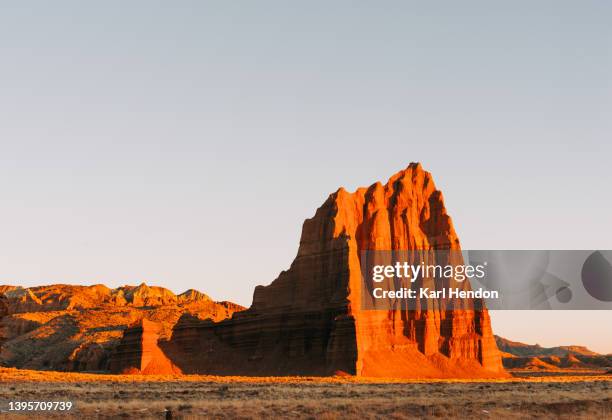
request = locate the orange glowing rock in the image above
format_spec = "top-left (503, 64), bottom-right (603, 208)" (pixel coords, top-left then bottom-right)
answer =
top-left (159, 163), bottom-right (506, 378)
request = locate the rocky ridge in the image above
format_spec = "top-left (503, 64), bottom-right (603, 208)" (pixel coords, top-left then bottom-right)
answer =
top-left (495, 336), bottom-right (610, 371)
top-left (0, 283), bottom-right (243, 372)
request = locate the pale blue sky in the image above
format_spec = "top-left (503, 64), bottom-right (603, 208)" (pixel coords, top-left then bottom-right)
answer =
top-left (0, 1), bottom-right (610, 352)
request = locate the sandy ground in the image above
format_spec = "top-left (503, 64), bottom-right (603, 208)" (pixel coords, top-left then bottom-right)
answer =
top-left (0, 368), bottom-right (610, 419)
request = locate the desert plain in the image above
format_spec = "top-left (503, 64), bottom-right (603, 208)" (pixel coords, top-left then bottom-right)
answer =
top-left (0, 368), bottom-right (610, 419)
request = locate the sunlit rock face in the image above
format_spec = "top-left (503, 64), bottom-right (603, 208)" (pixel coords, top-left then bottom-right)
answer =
top-left (160, 163), bottom-right (506, 378)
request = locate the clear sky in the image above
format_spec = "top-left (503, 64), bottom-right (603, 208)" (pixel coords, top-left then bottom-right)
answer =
top-left (0, 1), bottom-right (610, 352)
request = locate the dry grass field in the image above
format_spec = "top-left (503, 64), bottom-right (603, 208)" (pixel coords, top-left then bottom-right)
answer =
top-left (0, 368), bottom-right (610, 419)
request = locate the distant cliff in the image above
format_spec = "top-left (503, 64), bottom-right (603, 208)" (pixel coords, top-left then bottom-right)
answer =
top-left (494, 335), bottom-right (611, 371)
top-left (495, 335), bottom-right (600, 358)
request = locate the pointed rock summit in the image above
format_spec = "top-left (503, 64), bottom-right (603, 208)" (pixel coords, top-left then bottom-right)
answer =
top-left (178, 289), bottom-right (212, 303)
top-left (160, 163), bottom-right (506, 377)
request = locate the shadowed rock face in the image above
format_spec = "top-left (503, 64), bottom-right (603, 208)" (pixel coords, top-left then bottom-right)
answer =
top-left (0, 295), bottom-right (7, 318)
top-left (109, 319), bottom-right (180, 374)
top-left (0, 294), bottom-right (8, 349)
top-left (160, 163), bottom-right (506, 378)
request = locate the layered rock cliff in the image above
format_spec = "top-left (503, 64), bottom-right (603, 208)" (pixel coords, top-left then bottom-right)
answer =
top-left (159, 163), bottom-right (506, 377)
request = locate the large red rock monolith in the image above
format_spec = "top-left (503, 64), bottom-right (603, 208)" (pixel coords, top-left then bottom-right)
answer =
top-left (161, 163), bottom-right (506, 378)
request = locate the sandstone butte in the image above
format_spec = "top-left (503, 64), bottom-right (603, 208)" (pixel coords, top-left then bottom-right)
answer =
top-left (118, 162), bottom-right (504, 378)
top-left (0, 163), bottom-right (508, 378)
